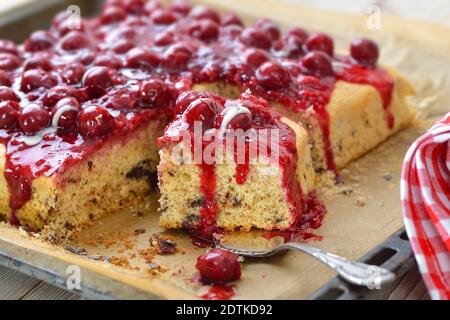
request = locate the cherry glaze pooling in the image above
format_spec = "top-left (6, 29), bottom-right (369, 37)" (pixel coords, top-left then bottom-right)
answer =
top-left (0, 0), bottom-right (394, 225)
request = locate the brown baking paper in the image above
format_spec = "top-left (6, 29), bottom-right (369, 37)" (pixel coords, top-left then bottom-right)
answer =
top-left (0, 0), bottom-right (448, 299)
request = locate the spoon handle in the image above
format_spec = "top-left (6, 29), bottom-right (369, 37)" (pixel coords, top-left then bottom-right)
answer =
top-left (281, 242), bottom-right (396, 287)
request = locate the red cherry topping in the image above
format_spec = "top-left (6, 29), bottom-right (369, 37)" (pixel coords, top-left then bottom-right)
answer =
top-left (221, 14), bottom-right (243, 27)
top-left (227, 112), bottom-right (253, 130)
top-left (0, 70), bottom-right (11, 87)
top-left (139, 79), bottom-right (171, 108)
top-left (350, 38), bottom-right (379, 68)
top-left (254, 18), bottom-right (280, 40)
top-left (126, 47), bottom-right (160, 69)
top-left (0, 53), bottom-right (21, 70)
top-left (43, 86), bottom-right (78, 108)
top-left (219, 25), bottom-right (243, 39)
top-left (256, 61), bottom-right (291, 90)
top-left (170, 0), bottom-right (192, 15)
top-left (59, 62), bottom-right (86, 85)
top-left (187, 20), bottom-right (219, 41)
top-left (150, 9), bottom-right (177, 24)
top-left (282, 34), bottom-right (307, 57)
top-left (108, 89), bottom-right (139, 110)
top-left (82, 66), bottom-right (113, 89)
top-left (239, 27), bottom-right (272, 50)
top-left (162, 44), bottom-right (192, 70)
top-left (190, 6), bottom-right (221, 23)
top-left (24, 55), bottom-right (53, 71)
top-left (306, 33), bottom-right (334, 56)
top-left (94, 54), bottom-right (123, 69)
top-left (286, 27), bottom-right (308, 42)
top-left (184, 98), bottom-right (223, 127)
top-left (25, 31), bottom-right (53, 52)
top-left (143, 0), bottom-right (163, 14)
top-left (53, 97), bottom-right (80, 131)
top-left (20, 69), bottom-right (58, 93)
top-left (154, 30), bottom-right (175, 46)
top-left (195, 249), bottom-right (241, 285)
top-left (19, 103), bottom-right (50, 133)
top-left (111, 39), bottom-right (134, 54)
top-left (60, 31), bottom-right (90, 51)
top-left (174, 91), bottom-right (223, 115)
top-left (78, 105), bottom-right (115, 138)
top-left (0, 101), bottom-right (19, 129)
top-left (0, 86), bottom-right (20, 102)
top-left (124, 0), bottom-right (146, 14)
top-left (244, 48), bottom-right (270, 69)
top-left (0, 40), bottom-right (18, 55)
top-left (100, 6), bottom-right (126, 24)
top-left (300, 51), bottom-right (334, 77)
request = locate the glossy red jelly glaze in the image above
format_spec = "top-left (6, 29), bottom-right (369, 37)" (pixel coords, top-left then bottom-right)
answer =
top-left (0, 0), bottom-right (394, 227)
top-left (201, 285), bottom-right (237, 300)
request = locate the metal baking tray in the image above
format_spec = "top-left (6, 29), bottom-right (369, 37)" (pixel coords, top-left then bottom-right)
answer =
top-left (0, 0), bottom-right (416, 300)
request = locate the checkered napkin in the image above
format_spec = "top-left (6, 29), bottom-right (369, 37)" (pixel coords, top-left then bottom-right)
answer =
top-left (401, 113), bottom-right (450, 300)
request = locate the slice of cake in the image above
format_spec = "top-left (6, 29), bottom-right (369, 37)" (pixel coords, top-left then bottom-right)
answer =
top-left (157, 91), bottom-right (316, 236)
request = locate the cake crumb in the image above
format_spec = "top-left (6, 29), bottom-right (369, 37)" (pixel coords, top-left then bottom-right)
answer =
top-left (150, 234), bottom-right (178, 255)
top-left (134, 228), bottom-right (146, 235)
top-left (110, 256), bottom-right (131, 268)
top-left (355, 198), bottom-right (366, 207)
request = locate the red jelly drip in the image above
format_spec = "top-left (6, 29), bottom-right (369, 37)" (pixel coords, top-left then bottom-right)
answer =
top-left (264, 193), bottom-right (326, 242)
top-left (201, 285), bottom-right (236, 300)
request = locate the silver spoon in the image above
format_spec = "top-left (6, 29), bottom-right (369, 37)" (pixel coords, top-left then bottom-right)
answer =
top-left (217, 241), bottom-right (396, 288)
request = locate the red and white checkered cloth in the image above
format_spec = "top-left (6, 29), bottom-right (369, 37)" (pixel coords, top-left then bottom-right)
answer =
top-left (401, 113), bottom-right (450, 300)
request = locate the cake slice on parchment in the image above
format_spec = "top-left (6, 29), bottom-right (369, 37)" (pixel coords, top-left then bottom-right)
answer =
top-left (157, 91), bottom-right (318, 239)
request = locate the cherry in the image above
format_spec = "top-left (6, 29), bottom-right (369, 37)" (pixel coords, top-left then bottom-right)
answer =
top-left (0, 40), bottom-right (18, 55)
top-left (350, 38), bottom-right (379, 68)
top-left (226, 112), bottom-right (253, 131)
top-left (43, 86), bottom-right (78, 108)
top-left (124, 0), bottom-right (146, 14)
top-left (53, 97), bottom-right (80, 131)
top-left (195, 249), bottom-right (241, 285)
top-left (0, 70), bottom-right (11, 87)
top-left (174, 91), bottom-right (217, 115)
top-left (78, 51), bottom-right (96, 65)
top-left (150, 9), bottom-right (177, 24)
top-left (305, 33), bottom-right (334, 56)
top-left (126, 47), bottom-right (160, 69)
top-left (221, 14), bottom-right (243, 27)
top-left (82, 66), bottom-right (113, 90)
top-left (111, 39), bottom-right (134, 54)
top-left (239, 27), bottom-right (272, 50)
top-left (190, 6), bottom-right (221, 23)
top-left (24, 55), bottom-right (53, 71)
top-left (116, 27), bottom-right (138, 40)
top-left (244, 48), bottom-right (270, 69)
top-left (254, 18), bottom-right (280, 40)
top-left (162, 43), bottom-right (192, 70)
top-left (19, 103), bottom-right (50, 133)
top-left (256, 61), bottom-right (291, 90)
top-left (170, 0), bottom-right (191, 15)
top-left (187, 20), bottom-right (219, 41)
top-left (220, 25), bottom-right (243, 39)
top-left (0, 53), bottom-right (21, 70)
top-left (184, 98), bottom-right (223, 127)
top-left (0, 101), bottom-right (19, 129)
top-left (78, 105), bottom-right (115, 138)
top-left (100, 6), bottom-right (126, 24)
top-left (94, 54), bottom-right (123, 69)
top-left (154, 30), bottom-right (175, 46)
top-left (58, 19), bottom-right (86, 37)
top-left (282, 33), bottom-right (307, 57)
top-left (59, 62), bottom-right (86, 85)
top-left (25, 31), bottom-right (53, 52)
top-left (60, 31), bottom-right (90, 51)
top-left (139, 79), bottom-right (171, 108)
top-left (300, 51), bottom-right (334, 77)
top-left (20, 69), bottom-right (58, 93)
top-left (0, 86), bottom-right (20, 102)
top-left (286, 27), bottom-right (309, 43)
